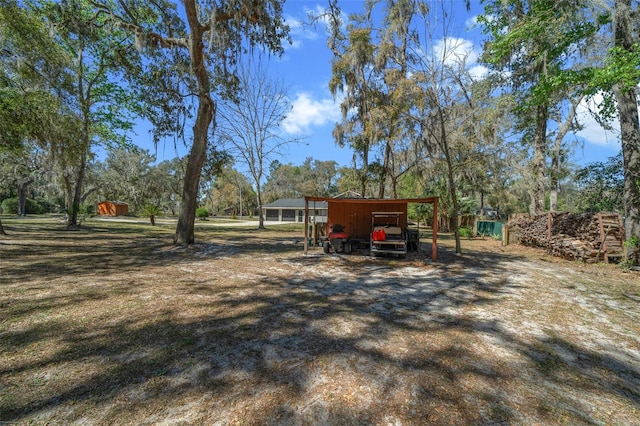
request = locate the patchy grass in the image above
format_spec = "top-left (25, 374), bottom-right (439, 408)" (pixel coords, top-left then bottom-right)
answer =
top-left (0, 216), bottom-right (639, 425)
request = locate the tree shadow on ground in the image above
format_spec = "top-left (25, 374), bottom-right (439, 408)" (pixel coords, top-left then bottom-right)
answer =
top-left (1, 224), bottom-right (638, 424)
top-left (0, 221), bottom-right (307, 282)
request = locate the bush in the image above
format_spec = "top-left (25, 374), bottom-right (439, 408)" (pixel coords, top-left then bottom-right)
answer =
top-left (459, 226), bottom-right (473, 239)
top-left (68, 203), bottom-right (95, 216)
top-left (1, 198), bottom-right (18, 214)
top-left (140, 205), bottom-right (161, 225)
top-left (140, 204), bottom-right (161, 217)
top-left (27, 198), bottom-right (45, 214)
top-left (82, 203), bottom-right (95, 215)
top-left (0, 197), bottom-right (45, 214)
top-left (196, 207), bottom-right (209, 220)
top-left (37, 199), bottom-right (58, 214)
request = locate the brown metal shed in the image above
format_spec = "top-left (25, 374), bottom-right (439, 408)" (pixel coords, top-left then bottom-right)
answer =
top-left (304, 196), bottom-right (439, 261)
top-left (98, 201), bottom-right (128, 216)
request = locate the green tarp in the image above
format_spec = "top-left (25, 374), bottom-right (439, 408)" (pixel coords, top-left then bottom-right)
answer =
top-left (477, 221), bottom-right (503, 240)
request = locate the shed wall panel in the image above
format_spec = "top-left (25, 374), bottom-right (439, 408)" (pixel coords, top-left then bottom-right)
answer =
top-left (116, 204), bottom-right (128, 216)
top-left (98, 202), bottom-right (128, 216)
top-left (327, 201), bottom-right (407, 240)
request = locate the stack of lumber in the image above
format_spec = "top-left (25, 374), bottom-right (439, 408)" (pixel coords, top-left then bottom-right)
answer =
top-left (508, 212), bottom-right (624, 263)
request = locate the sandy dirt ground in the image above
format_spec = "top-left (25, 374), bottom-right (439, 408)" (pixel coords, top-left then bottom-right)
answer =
top-left (0, 219), bottom-right (639, 425)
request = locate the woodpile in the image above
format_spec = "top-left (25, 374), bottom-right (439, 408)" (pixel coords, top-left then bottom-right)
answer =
top-left (508, 212), bottom-right (624, 263)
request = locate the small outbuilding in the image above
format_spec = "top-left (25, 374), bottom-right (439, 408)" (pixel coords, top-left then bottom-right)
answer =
top-left (98, 201), bottom-right (128, 216)
top-left (303, 196), bottom-right (439, 261)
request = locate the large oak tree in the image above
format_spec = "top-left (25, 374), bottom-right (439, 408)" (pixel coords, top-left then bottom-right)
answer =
top-left (92, 0), bottom-right (290, 245)
top-left (479, 0), bottom-right (600, 216)
top-left (611, 0), bottom-right (640, 242)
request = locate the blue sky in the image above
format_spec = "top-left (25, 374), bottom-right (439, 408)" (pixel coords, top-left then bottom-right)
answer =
top-left (140, 0), bottom-right (623, 169)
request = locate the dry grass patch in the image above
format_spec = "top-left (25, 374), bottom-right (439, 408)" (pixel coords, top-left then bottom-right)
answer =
top-left (0, 217), bottom-right (638, 425)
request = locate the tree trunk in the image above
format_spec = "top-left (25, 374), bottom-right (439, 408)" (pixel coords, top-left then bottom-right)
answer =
top-left (437, 111), bottom-right (461, 253)
top-left (359, 151), bottom-right (369, 199)
top-left (174, 1), bottom-right (214, 246)
top-left (357, 141), bottom-right (370, 198)
top-left (17, 179), bottom-right (33, 216)
top-left (616, 87), bottom-right (640, 241)
top-left (531, 103), bottom-right (548, 216)
top-left (378, 140), bottom-right (392, 198)
top-left (69, 147), bottom-right (88, 226)
top-left (550, 135), bottom-right (559, 213)
top-left (391, 174), bottom-right (399, 199)
top-left (175, 100), bottom-right (213, 244)
top-left (549, 190), bottom-right (558, 213)
top-left (614, 0), bottom-right (640, 243)
top-left (256, 188), bottom-right (265, 229)
top-left (528, 189), bottom-right (536, 217)
top-left (0, 219), bottom-right (6, 235)
top-left (63, 173), bottom-right (73, 216)
top-left (68, 44), bottom-right (90, 228)
top-left (359, 173), bottom-right (367, 198)
top-left (445, 152), bottom-right (461, 254)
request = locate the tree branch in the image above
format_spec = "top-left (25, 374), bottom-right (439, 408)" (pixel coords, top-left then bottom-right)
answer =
top-left (90, 2), bottom-right (189, 49)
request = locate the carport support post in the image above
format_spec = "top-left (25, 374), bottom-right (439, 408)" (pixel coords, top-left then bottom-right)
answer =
top-left (304, 197), bottom-right (309, 255)
top-left (432, 198), bottom-right (438, 261)
top-left (312, 200), bottom-right (317, 247)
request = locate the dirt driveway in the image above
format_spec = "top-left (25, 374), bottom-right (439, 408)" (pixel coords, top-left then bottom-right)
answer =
top-left (1, 219), bottom-right (639, 425)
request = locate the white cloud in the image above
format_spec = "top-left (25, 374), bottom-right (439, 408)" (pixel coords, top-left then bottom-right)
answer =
top-left (434, 37), bottom-right (479, 67)
top-left (282, 92), bottom-right (341, 134)
top-left (575, 93), bottom-right (621, 148)
top-left (468, 64), bottom-right (489, 80)
top-left (427, 37), bottom-right (489, 81)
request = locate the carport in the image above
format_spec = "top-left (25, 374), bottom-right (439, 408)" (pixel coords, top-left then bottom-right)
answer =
top-left (303, 196), bottom-right (439, 261)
